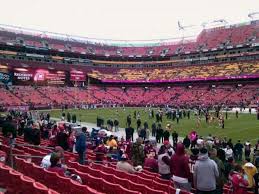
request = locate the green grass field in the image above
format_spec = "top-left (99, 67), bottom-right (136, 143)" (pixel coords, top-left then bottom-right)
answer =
top-left (47, 108), bottom-right (259, 144)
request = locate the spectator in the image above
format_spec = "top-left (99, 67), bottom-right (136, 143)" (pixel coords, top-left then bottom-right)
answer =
top-left (94, 141), bottom-right (107, 163)
top-left (48, 153), bottom-right (65, 176)
top-left (56, 125), bottom-right (68, 150)
top-left (209, 148), bottom-right (226, 194)
top-left (116, 154), bottom-right (136, 174)
top-left (125, 125), bottom-right (134, 142)
top-left (131, 137), bottom-right (145, 166)
top-left (244, 141), bottom-right (251, 158)
top-left (68, 131), bottom-right (76, 152)
top-left (114, 119), bottom-right (119, 132)
top-left (156, 124), bottom-right (163, 143)
top-left (193, 148), bottom-right (219, 194)
top-left (172, 130), bottom-right (178, 146)
top-left (254, 172), bottom-right (259, 194)
top-left (234, 140), bottom-right (244, 162)
top-left (224, 144), bottom-right (234, 160)
top-left (243, 158), bottom-right (258, 189)
top-left (139, 128), bottom-right (146, 141)
top-left (183, 135), bottom-right (191, 149)
top-left (151, 122), bottom-right (156, 137)
top-left (171, 143), bottom-right (192, 191)
top-left (158, 145), bottom-right (171, 180)
top-left (75, 127), bottom-right (87, 165)
top-left (229, 164), bottom-right (249, 194)
top-left (2, 115), bottom-right (16, 139)
top-left (224, 157), bottom-right (235, 179)
top-left (144, 148), bottom-right (158, 173)
top-left (41, 146), bottom-right (65, 169)
top-left (106, 135), bottom-right (118, 148)
top-left (163, 125), bottom-right (170, 142)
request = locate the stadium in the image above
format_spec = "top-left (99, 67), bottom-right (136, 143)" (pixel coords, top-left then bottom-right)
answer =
top-left (0, 1), bottom-right (259, 194)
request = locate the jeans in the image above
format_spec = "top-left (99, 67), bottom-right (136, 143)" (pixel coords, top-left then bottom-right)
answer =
top-left (78, 151), bottom-right (86, 165)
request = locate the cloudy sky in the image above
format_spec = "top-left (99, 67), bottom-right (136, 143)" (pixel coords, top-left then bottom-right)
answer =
top-left (0, 0), bottom-right (259, 41)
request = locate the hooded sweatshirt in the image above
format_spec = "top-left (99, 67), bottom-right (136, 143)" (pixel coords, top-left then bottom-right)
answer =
top-left (193, 153), bottom-right (219, 191)
top-left (170, 143), bottom-right (191, 182)
top-left (243, 162), bottom-right (258, 188)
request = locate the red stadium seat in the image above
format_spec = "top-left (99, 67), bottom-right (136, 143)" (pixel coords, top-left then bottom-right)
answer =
top-left (137, 176), bottom-right (153, 185)
top-left (20, 175), bottom-right (35, 193)
top-left (145, 186), bottom-right (167, 194)
top-left (86, 174), bottom-right (103, 191)
top-left (112, 175), bottom-right (130, 189)
top-left (56, 174), bottom-right (72, 194)
top-left (128, 180), bottom-right (146, 193)
top-left (33, 182), bottom-right (49, 194)
top-left (102, 179), bottom-right (121, 194)
top-left (70, 179), bottom-right (89, 194)
top-left (120, 187), bottom-right (141, 194)
top-left (100, 171), bottom-right (114, 181)
top-left (152, 181), bottom-right (169, 193)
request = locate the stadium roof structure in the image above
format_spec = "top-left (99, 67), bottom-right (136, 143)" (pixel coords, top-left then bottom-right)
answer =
top-left (0, 19), bottom-right (257, 47)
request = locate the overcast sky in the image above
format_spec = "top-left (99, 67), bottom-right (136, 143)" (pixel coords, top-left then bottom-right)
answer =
top-left (0, 0), bottom-right (259, 41)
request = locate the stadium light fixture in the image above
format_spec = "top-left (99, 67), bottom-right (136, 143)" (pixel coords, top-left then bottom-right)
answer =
top-left (248, 12), bottom-right (259, 20)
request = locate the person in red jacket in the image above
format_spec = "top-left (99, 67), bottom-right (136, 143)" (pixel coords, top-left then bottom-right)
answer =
top-left (229, 164), bottom-right (249, 194)
top-left (170, 143), bottom-right (192, 191)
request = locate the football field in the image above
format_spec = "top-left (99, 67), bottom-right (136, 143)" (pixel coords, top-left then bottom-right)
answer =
top-left (48, 107), bottom-right (259, 144)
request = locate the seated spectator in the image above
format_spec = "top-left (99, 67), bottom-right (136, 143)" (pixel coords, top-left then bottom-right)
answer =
top-left (229, 164), bottom-right (249, 194)
top-left (48, 153), bottom-right (65, 176)
top-left (41, 146), bottom-right (65, 169)
top-left (106, 135), bottom-right (118, 148)
top-left (144, 148), bottom-right (158, 173)
top-left (94, 140), bottom-right (107, 163)
top-left (116, 154), bottom-right (136, 174)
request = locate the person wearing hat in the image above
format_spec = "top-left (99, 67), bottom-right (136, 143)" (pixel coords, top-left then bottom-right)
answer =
top-left (116, 154), bottom-right (136, 174)
top-left (243, 158), bottom-right (258, 189)
top-left (171, 143), bottom-right (192, 191)
top-left (193, 148), bottom-right (219, 194)
top-left (131, 137), bottom-right (145, 166)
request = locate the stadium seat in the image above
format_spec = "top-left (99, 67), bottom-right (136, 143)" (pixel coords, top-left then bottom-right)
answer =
top-left (102, 179), bottom-right (121, 194)
top-left (33, 182), bottom-right (49, 194)
top-left (144, 186), bottom-right (167, 194)
top-left (70, 179), bottom-right (89, 194)
top-left (152, 181), bottom-right (169, 193)
top-left (86, 174), bottom-right (103, 191)
top-left (128, 180), bottom-right (146, 193)
top-left (20, 175), bottom-right (35, 193)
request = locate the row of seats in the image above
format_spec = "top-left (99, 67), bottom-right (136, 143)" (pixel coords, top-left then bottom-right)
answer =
top-left (1, 83), bottom-right (259, 108)
top-left (88, 62), bottom-right (259, 82)
top-left (0, 162), bottom-right (59, 194)
top-left (0, 21), bottom-right (258, 57)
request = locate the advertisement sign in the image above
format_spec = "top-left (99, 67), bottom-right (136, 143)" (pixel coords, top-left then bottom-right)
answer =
top-left (13, 68), bottom-right (34, 84)
top-left (70, 70), bottom-right (86, 81)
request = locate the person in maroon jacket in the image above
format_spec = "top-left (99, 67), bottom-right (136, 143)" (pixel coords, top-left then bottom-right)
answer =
top-left (94, 141), bottom-right (107, 163)
top-left (170, 143), bottom-right (192, 191)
